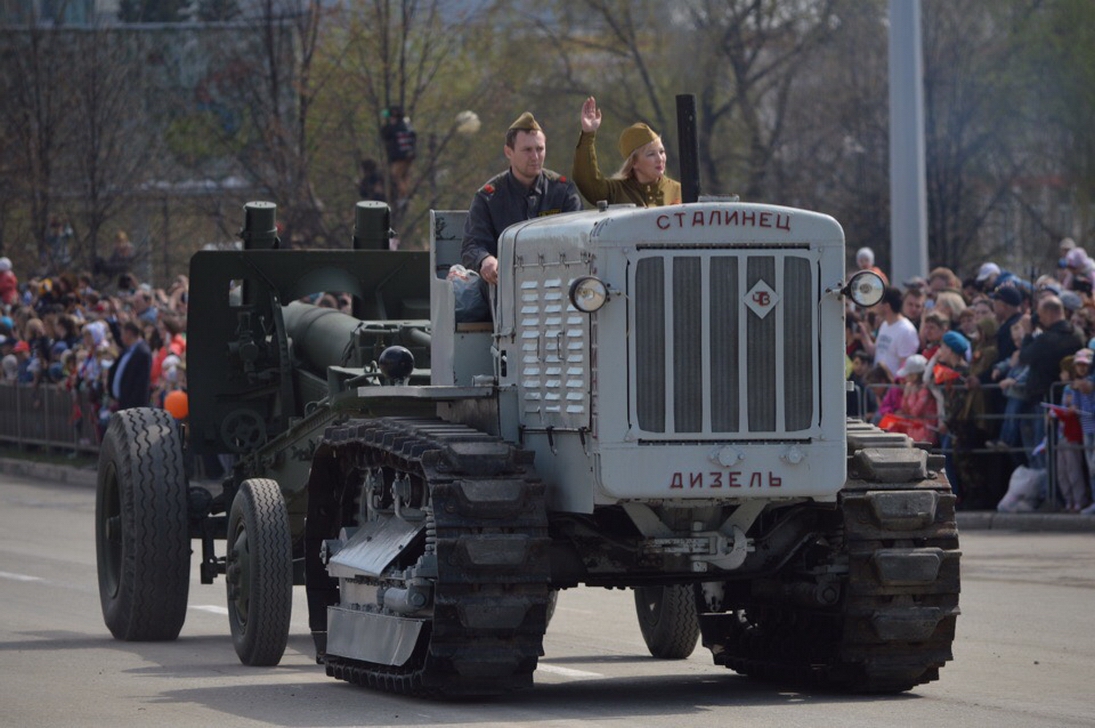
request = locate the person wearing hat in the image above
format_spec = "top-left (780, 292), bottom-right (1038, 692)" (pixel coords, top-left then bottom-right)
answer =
top-left (1068, 348), bottom-right (1095, 513)
top-left (990, 284), bottom-right (1025, 366)
top-left (850, 246), bottom-right (888, 287)
top-left (1057, 350), bottom-right (1092, 511)
top-left (1066, 249), bottom-right (1095, 295)
top-left (976, 261), bottom-right (1028, 294)
top-left (1017, 295), bottom-right (1085, 469)
top-left (894, 353), bottom-right (938, 445)
top-left (461, 111), bottom-right (582, 286)
top-left (0, 256), bottom-right (17, 307)
top-left (571, 96), bottom-right (682, 208)
top-left (928, 329), bottom-right (976, 498)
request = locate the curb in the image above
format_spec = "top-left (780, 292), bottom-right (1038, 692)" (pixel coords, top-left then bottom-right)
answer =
top-left (3, 457), bottom-right (1093, 533)
top-left (0, 457), bottom-right (98, 489)
top-left (956, 510), bottom-right (1095, 533)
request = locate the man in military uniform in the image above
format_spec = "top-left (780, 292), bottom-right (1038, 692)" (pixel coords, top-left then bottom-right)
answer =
top-left (461, 112), bottom-right (582, 284)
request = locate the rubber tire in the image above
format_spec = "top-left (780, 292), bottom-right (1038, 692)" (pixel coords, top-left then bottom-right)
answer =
top-left (633, 584), bottom-right (701, 659)
top-left (96, 408), bottom-right (190, 641)
top-left (227, 478), bottom-right (293, 667)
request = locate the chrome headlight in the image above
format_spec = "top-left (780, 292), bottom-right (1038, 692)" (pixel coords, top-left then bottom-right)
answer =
top-left (569, 276), bottom-right (609, 313)
top-left (844, 270), bottom-right (885, 307)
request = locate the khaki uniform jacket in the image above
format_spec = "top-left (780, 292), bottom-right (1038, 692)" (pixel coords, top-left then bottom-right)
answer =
top-left (572, 131), bottom-right (682, 207)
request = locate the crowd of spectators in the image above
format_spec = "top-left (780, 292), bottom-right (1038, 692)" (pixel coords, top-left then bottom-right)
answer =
top-left (0, 249), bottom-right (190, 443)
top-left (847, 239), bottom-right (1095, 513)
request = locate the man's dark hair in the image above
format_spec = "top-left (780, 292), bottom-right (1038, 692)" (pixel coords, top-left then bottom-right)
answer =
top-left (122, 320), bottom-right (142, 338)
top-left (880, 286), bottom-right (904, 314)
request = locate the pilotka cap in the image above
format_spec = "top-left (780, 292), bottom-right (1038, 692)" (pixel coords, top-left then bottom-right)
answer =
top-left (508, 112), bottom-right (542, 133)
top-left (618, 123), bottom-right (658, 159)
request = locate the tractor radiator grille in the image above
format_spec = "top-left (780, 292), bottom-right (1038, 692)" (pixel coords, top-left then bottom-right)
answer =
top-left (633, 251), bottom-right (816, 435)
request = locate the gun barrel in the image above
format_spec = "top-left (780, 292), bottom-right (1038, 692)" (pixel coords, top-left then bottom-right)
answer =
top-left (283, 301), bottom-right (362, 375)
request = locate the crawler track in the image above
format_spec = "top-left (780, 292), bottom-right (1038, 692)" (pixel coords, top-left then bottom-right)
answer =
top-left (701, 423), bottom-right (960, 692)
top-left (318, 418), bottom-right (551, 697)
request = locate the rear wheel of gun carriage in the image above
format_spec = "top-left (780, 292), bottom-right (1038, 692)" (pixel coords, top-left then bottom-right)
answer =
top-left (698, 427), bottom-right (961, 692)
top-left (226, 478), bottom-right (293, 667)
top-left (96, 408), bottom-right (191, 641)
top-left (633, 584), bottom-right (701, 659)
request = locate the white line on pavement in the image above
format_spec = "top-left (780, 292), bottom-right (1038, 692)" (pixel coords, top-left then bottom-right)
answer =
top-left (0, 571), bottom-right (44, 582)
top-left (191, 605), bottom-right (229, 615)
top-left (536, 663), bottom-right (603, 679)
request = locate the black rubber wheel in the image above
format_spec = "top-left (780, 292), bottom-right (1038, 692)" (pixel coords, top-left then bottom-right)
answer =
top-left (633, 584), bottom-right (701, 659)
top-left (96, 408), bottom-right (190, 641)
top-left (227, 478), bottom-right (293, 666)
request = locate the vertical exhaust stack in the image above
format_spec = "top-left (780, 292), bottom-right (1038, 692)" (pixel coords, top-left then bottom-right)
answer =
top-left (241, 201), bottom-right (279, 250)
top-left (353, 201), bottom-right (392, 251)
top-left (676, 94), bottom-right (700, 203)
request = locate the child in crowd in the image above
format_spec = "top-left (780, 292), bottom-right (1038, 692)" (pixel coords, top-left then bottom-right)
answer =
top-left (990, 321), bottom-right (1031, 452)
top-left (1056, 352), bottom-right (1089, 512)
top-left (1070, 349), bottom-right (1095, 515)
top-left (867, 363), bottom-right (900, 426)
top-left (894, 354), bottom-right (939, 445)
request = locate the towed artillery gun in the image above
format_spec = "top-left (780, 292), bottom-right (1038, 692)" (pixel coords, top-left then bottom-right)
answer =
top-left (96, 193), bottom-right (959, 698)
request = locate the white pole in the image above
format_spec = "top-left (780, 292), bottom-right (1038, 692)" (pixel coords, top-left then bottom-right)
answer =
top-left (888, 0), bottom-right (929, 287)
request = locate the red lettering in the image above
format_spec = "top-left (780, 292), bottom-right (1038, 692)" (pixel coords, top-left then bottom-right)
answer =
top-left (752, 291), bottom-right (770, 306)
top-left (769, 473), bottom-right (782, 487)
top-left (776, 213), bottom-right (790, 231)
top-left (709, 472), bottom-right (722, 488)
top-left (692, 211), bottom-right (705, 227)
top-left (690, 472), bottom-right (703, 488)
top-left (728, 472), bottom-right (741, 488)
top-left (741, 211), bottom-right (756, 226)
top-left (670, 473), bottom-right (683, 489)
top-left (726, 210), bottom-right (738, 225)
top-left (709, 211), bottom-right (721, 226)
top-left (749, 472), bottom-right (762, 488)
top-left (657, 214), bottom-right (670, 230)
top-left (673, 212), bottom-right (686, 227)
top-left (759, 211), bottom-right (772, 228)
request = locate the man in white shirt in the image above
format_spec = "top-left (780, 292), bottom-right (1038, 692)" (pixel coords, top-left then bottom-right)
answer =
top-left (871, 286), bottom-right (920, 378)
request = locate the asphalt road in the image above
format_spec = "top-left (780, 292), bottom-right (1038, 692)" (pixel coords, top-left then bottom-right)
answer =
top-left (2, 472), bottom-right (1093, 728)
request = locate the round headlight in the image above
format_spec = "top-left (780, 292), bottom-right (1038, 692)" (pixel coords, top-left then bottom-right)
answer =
top-left (845, 270), bottom-right (885, 308)
top-left (569, 276), bottom-right (609, 313)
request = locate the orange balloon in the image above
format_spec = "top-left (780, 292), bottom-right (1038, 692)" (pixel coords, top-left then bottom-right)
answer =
top-left (164, 389), bottom-right (189, 420)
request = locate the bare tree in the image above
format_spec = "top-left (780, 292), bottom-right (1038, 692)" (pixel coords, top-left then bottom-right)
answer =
top-left (67, 27), bottom-right (159, 269)
top-left (0, 22), bottom-right (66, 269)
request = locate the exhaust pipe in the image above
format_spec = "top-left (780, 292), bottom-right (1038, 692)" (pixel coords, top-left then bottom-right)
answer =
top-left (676, 94), bottom-right (700, 203)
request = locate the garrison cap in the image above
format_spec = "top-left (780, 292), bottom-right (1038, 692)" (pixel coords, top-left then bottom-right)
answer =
top-left (618, 122), bottom-right (658, 159)
top-left (508, 112), bottom-right (542, 133)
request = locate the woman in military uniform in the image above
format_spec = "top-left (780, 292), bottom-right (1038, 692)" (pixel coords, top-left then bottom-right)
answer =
top-left (571, 96), bottom-right (682, 208)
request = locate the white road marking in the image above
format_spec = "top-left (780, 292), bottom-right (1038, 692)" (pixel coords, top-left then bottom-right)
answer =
top-left (191, 605), bottom-right (229, 615)
top-left (536, 663), bottom-right (603, 679)
top-left (0, 571), bottom-right (43, 582)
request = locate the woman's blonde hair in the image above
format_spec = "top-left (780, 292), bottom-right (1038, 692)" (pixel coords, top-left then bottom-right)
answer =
top-left (613, 137), bottom-right (662, 180)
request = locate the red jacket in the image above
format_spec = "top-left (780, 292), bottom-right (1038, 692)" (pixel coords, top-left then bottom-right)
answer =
top-left (0, 270), bottom-right (17, 305)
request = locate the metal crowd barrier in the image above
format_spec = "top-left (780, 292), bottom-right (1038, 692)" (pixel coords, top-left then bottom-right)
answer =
top-left (2, 378), bottom-right (1088, 508)
top-left (0, 382), bottom-right (104, 454)
top-left (855, 378), bottom-right (1089, 510)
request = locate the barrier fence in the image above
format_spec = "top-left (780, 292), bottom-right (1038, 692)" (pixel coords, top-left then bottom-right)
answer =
top-left (1, 379), bottom-right (1085, 510)
top-left (0, 383), bottom-right (102, 455)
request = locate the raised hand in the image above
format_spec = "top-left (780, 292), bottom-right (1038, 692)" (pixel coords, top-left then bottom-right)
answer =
top-left (581, 96), bottom-right (602, 133)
